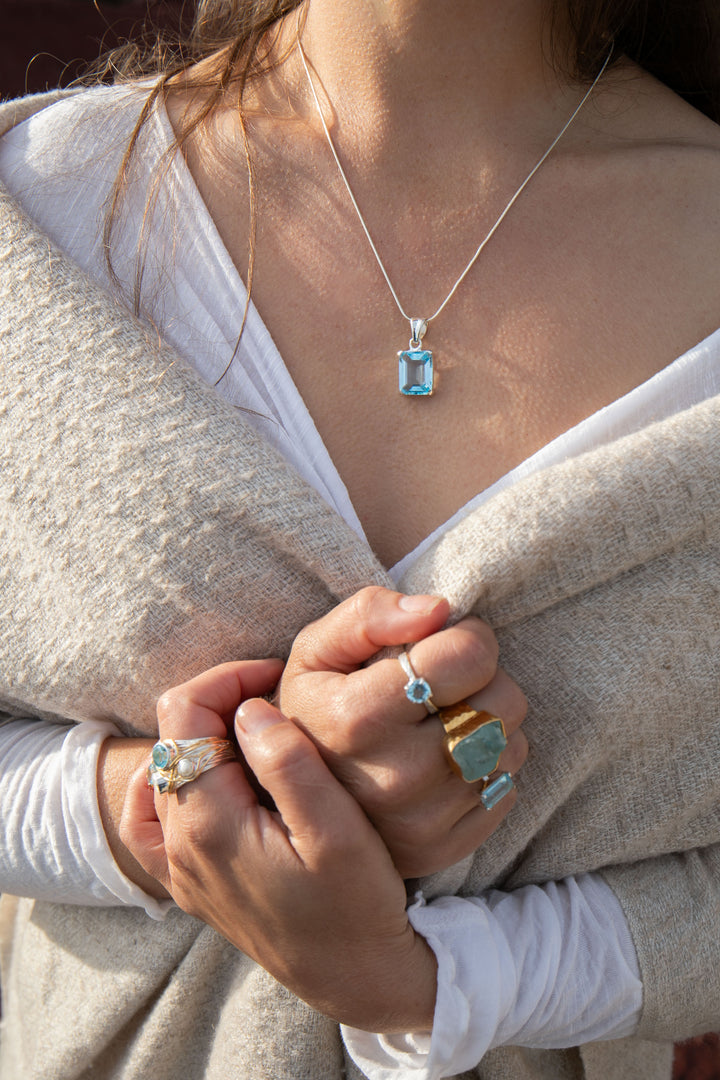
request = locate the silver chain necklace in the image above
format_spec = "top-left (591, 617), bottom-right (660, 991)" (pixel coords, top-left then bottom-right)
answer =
top-left (296, 32), bottom-right (611, 396)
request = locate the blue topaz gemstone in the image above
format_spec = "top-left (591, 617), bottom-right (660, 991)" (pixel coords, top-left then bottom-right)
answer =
top-left (480, 772), bottom-right (515, 811)
top-left (405, 676), bottom-right (433, 706)
top-left (151, 741), bottom-right (173, 769)
top-left (398, 348), bottom-right (434, 396)
top-left (449, 720), bottom-right (507, 782)
top-left (148, 770), bottom-right (171, 794)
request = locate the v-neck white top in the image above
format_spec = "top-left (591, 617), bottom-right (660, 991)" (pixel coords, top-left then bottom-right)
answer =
top-left (1, 82), bottom-right (717, 1074)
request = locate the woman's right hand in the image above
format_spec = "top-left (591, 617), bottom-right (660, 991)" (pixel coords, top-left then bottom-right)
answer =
top-left (120, 662), bottom-right (439, 1033)
top-left (278, 586), bottom-right (528, 878)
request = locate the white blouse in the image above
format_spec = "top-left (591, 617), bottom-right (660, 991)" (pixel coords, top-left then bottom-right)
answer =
top-left (2, 82), bottom-right (718, 1076)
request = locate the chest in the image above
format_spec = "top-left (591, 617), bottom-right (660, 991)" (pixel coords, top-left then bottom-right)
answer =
top-left (186, 138), bottom-right (720, 567)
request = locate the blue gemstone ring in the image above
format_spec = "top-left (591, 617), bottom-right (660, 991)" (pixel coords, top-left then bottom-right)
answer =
top-left (398, 651), bottom-right (438, 714)
top-left (439, 702), bottom-right (514, 806)
top-left (147, 737), bottom-right (237, 794)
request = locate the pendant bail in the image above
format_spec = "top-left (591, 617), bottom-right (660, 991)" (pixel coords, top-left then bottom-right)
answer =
top-left (409, 318), bottom-right (428, 348)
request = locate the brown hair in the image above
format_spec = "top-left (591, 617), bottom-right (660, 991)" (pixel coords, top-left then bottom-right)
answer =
top-left (565, 0), bottom-right (720, 120)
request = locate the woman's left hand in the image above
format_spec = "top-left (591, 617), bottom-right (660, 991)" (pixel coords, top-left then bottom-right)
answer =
top-left (120, 660), bottom-right (437, 1033)
top-left (278, 587), bottom-right (528, 877)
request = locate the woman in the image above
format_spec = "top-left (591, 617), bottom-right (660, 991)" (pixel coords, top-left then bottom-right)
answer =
top-left (1, 0), bottom-right (720, 1077)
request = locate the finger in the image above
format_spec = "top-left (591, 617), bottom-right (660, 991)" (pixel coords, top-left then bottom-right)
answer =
top-left (235, 698), bottom-right (375, 862)
top-left (156, 661), bottom-right (284, 811)
top-left (289, 586), bottom-right (449, 675)
top-left (465, 668), bottom-right (528, 737)
top-left (347, 711), bottom-right (527, 822)
top-left (119, 762), bottom-right (172, 891)
top-left (325, 671), bottom-right (527, 819)
top-left (397, 768), bottom-right (521, 879)
top-left (317, 618), bottom-right (500, 755)
top-left (376, 730), bottom-right (527, 878)
top-left (395, 616), bottom-right (500, 710)
top-left (157, 659), bottom-right (284, 740)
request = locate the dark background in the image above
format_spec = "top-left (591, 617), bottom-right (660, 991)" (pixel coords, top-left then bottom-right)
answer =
top-left (0, 0), bottom-right (185, 98)
top-left (0, 3), bottom-right (719, 1076)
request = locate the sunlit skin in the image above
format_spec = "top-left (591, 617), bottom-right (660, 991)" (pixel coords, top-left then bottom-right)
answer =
top-left (170, 0), bottom-right (720, 567)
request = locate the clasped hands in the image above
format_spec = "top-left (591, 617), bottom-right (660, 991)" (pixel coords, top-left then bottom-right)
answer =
top-left (121, 587), bottom-right (527, 1032)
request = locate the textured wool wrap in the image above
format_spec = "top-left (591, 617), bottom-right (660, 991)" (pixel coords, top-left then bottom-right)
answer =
top-left (1, 93), bottom-right (719, 1080)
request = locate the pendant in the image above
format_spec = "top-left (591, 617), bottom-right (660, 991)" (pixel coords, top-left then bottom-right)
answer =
top-left (398, 318), bottom-right (433, 396)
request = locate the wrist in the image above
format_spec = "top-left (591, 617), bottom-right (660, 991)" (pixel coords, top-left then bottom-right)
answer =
top-left (325, 927), bottom-right (437, 1034)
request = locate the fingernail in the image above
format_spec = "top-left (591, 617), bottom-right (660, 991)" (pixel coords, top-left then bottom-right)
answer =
top-left (235, 699), bottom-right (281, 735)
top-left (398, 594), bottom-right (443, 614)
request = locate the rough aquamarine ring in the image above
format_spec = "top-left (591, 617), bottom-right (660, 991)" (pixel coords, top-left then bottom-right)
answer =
top-left (439, 700), bottom-right (512, 795)
top-left (147, 737), bottom-right (237, 794)
top-left (398, 651), bottom-right (438, 713)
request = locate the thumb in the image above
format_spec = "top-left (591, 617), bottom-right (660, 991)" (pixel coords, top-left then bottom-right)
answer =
top-left (235, 698), bottom-right (375, 854)
top-left (291, 586), bottom-right (449, 674)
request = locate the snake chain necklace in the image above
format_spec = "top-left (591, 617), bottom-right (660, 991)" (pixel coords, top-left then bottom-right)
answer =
top-left (296, 33), bottom-right (611, 396)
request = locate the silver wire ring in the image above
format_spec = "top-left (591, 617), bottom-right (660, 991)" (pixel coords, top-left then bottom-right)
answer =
top-left (398, 651), bottom-right (439, 713)
top-left (147, 737), bottom-right (237, 795)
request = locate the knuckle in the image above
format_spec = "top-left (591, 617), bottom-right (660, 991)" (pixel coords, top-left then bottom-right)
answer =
top-left (156, 689), bottom-right (178, 724)
top-left (503, 677), bottom-right (529, 725)
top-left (367, 752), bottom-right (432, 812)
top-left (447, 620), bottom-right (499, 685)
top-left (347, 585), bottom-right (387, 623)
top-left (164, 831), bottom-right (192, 871)
top-left (366, 779), bottom-right (409, 817)
top-left (156, 687), bottom-right (193, 728)
top-left (256, 727), bottom-right (317, 783)
top-left (169, 815), bottom-right (212, 857)
top-left (325, 685), bottom-right (373, 753)
top-left (287, 615), bottom-right (324, 668)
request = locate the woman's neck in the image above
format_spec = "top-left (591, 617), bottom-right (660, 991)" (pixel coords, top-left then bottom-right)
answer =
top-left (277, 0), bottom-right (581, 168)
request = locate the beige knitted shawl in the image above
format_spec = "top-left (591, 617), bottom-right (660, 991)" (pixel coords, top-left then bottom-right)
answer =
top-left (1, 94), bottom-right (719, 1080)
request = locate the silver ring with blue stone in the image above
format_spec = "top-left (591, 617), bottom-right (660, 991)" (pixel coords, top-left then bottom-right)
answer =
top-left (147, 737), bottom-right (237, 795)
top-left (439, 701), bottom-right (514, 807)
top-left (398, 651), bottom-right (439, 713)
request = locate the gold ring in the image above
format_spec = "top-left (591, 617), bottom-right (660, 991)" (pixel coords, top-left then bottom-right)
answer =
top-left (439, 702), bottom-right (508, 783)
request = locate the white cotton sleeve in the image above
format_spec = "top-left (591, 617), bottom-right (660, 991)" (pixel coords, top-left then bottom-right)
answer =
top-left (341, 873), bottom-right (642, 1080)
top-left (0, 718), bottom-right (172, 919)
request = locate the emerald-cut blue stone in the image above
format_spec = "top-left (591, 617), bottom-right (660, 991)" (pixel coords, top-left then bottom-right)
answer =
top-left (398, 349), bottom-right (433, 396)
top-left (450, 720), bottom-right (507, 782)
top-left (480, 771), bottom-right (514, 810)
top-left (151, 742), bottom-right (172, 769)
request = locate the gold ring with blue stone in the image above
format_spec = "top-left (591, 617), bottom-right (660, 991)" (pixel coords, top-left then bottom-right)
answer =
top-left (398, 650), bottom-right (439, 714)
top-left (440, 702), bottom-right (514, 807)
top-left (147, 737), bottom-right (237, 794)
